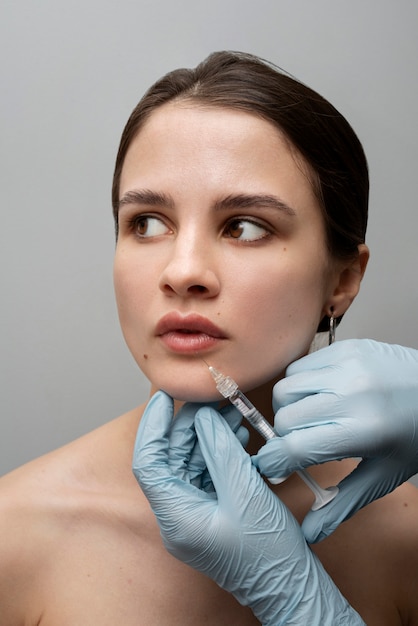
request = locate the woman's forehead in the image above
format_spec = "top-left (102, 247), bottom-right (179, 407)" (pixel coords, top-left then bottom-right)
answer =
top-left (123, 102), bottom-right (316, 190)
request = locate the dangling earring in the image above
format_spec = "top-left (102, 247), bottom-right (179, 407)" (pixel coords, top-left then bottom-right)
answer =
top-left (328, 307), bottom-right (336, 346)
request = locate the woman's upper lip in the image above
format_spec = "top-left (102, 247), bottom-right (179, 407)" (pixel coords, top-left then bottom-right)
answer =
top-left (155, 313), bottom-right (227, 338)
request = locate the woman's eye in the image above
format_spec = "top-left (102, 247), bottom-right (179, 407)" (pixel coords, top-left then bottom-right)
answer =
top-left (225, 219), bottom-right (270, 242)
top-left (132, 215), bottom-right (170, 238)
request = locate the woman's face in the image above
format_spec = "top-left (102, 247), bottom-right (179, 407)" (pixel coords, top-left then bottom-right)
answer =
top-left (114, 103), bottom-right (340, 401)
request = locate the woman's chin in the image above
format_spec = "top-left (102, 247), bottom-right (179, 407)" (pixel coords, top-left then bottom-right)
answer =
top-left (144, 364), bottom-right (222, 403)
top-left (162, 386), bottom-right (221, 403)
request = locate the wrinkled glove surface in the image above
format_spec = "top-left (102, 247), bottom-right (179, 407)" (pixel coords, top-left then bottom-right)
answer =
top-left (133, 391), bottom-right (365, 625)
top-left (253, 339), bottom-right (418, 542)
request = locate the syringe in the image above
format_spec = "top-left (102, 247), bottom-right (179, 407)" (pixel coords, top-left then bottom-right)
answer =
top-left (207, 364), bottom-right (338, 511)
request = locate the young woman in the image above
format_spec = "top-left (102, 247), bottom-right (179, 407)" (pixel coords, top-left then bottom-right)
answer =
top-left (0, 51), bottom-right (417, 625)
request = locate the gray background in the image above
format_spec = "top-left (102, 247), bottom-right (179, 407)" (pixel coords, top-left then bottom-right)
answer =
top-left (1, 0), bottom-right (417, 484)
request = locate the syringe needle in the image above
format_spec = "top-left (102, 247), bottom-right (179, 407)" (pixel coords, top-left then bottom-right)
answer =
top-left (205, 363), bottom-right (338, 511)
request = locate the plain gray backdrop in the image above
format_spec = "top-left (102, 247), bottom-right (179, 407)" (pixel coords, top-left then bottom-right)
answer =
top-left (1, 0), bottom-right (417, 488)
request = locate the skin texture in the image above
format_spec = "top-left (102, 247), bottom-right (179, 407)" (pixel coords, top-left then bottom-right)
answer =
top-left (114, 103), bottom-right (365, 403)
top-left (0, 104), bottom-right (417, 625)
top-left (1, 408), bottom-right (417, 625)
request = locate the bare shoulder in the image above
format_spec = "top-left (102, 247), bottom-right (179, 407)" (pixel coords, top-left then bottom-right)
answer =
top-left (374, 481), bottom-right (418, 625)
top-left (0, 458), bottom-right (55, 624)
top-left (0, 408), bottom-right (142, 626)
top-left (315, 480), bottom-right (418, 626)
top-left (358, 480), bottom-right (418, 625)
top-left (0, 406), bottom-right (258, 626)
top-left (365, 481), bottom-right (418, 574)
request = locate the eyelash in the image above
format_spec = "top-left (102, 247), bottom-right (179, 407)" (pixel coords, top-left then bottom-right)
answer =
top-left (223, 217), bottom-right (272, 242)
top-left (127, 213), bottom-right (171, 239)
top-left (125, 213), bottom-right (273, 243)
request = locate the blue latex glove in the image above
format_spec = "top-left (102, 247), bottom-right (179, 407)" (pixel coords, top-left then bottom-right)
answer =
top-left (252, 339), bottom-right (418, 543)
top-left (133, 391), bottom-right (365, 625)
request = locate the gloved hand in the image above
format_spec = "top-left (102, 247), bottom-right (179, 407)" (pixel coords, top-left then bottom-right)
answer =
top-left (252, 339), bottom-right (418, 543)
top-left (133, 391), bottom-right (365, 625)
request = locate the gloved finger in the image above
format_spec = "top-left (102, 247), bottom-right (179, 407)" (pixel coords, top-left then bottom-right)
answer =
top-left (301, 457), bottom-right (407, 543)
top-left (171, 403), bottom-right (247, 486)
top-left (170, 402), bottom-right (222, 488)
top-left (133, 391), bottom-right (206, 506)
top-left (177, 402), bottom-right (243, 434)
top-left (193, 405), bottom-right (249, 493)
top-left (194, 406), bottom-right (266, 513)
top-left (273, 368), bottom-right (339, 412)
top-left (133, 390), bottom-right (173, 480)
top-left (235, 424), bottom-right (250, 448)
top-left (178, 405), bottom-right (214, 491)
top-left (273, 393), bottom-right (343, 434)
top-left (168, 402), bottom-right (200, 477)
top-left (284, 341), bottom-right (352, 377)
top-left (252, 423), bottom-right (365, 478)
top-left (272, 340), bottom-right (368, 413)
top-left (216, 404), bottom-right (249, 447)
top-left (218, 404), bottom-right (243, 432)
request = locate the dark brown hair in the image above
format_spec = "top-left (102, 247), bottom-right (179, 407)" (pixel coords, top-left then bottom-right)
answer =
top-left (112, 51), bottom-right (369, 329)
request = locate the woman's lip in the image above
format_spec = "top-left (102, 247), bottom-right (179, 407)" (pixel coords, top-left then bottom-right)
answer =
top-left (155, 313), bottom-right (227, 339)
top-left (155, 313), bottom-right (228, 354)
top-left (158, 331), bottom-right (224, 354)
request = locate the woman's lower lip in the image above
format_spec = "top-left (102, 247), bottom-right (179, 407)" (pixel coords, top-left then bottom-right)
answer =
top-left (159, 331), bottom-right (224, 353)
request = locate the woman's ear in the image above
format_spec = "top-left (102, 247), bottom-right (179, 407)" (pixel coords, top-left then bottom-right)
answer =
top-left (326, 244), bottom-right (369, 318)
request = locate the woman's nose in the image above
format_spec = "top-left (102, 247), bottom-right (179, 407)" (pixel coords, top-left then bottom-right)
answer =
top-left (158, 239), bottom-right (221, 299)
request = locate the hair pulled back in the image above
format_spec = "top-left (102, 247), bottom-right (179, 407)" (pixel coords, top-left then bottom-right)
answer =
top-left (112, 51), bottom-right (369, 329)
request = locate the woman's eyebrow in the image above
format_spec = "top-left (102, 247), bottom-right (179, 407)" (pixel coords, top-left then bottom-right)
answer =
top-left (117, 189), bottom-right (175, 212)
top-left (213, 194), bottom-right (296, 216)
top-left (117, 190), bottom-right (296, 217)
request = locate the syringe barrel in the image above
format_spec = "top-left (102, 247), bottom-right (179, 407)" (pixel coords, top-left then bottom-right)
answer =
top-left (228, 390), bottom-right (276, 440)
